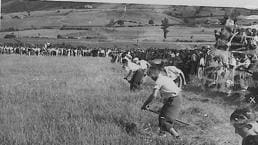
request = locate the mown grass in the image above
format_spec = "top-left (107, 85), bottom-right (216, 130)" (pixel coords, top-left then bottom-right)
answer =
top-left (0, 55), bottom-right (240, 145)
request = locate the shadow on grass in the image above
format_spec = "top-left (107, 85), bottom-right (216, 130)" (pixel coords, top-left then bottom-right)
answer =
top-left (184, 83), bottom-right (246, 107)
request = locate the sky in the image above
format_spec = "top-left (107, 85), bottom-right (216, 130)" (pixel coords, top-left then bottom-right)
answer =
top-left (46, 0), bottom-right (258, 9)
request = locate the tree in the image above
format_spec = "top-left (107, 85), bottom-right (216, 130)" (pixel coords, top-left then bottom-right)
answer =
top-left (183, 18), bottom-right (190, 24)
top-left (57, 34), bottom-right (64, 39)
top-left (161, 17), bottom-right (169, 40)
top-left (231, 9), bottom-right (240, 24)
top-left (4, 34), bottom-right (16, 39)
top-left (195, 6), bottom-right (204, 17)
top-left (27, 10), bottom-right (30, 16)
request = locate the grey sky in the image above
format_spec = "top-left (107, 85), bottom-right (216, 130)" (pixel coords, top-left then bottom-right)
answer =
top-left (47, 0), bottom-right (258, 9)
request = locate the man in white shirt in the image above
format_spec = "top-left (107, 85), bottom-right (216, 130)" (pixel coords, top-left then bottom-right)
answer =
top-left (141, 64), bottom-right (182, 139)
top-left (164, 66), bottom-right (186, 88)
top-left (133, 57), bottom-right (151, 76)
top-left (228, 53), bottom-right (237, 85)
top-left (199, 56), bottom-right (205, 67)
top-left (229, 54), bottom-right (237, 68)
top-left (122, 58), bottom-right (144, 91)
top-left (123, 57), bottom-right (140, 73)
top-left (243, 56), bottom-right (251, 69)
top-left (237, 55), bottom-right (251, 71)
top-left (190, 52), bottom-right (198, 75)
top-left (198, 54), bottom-right (205, 79)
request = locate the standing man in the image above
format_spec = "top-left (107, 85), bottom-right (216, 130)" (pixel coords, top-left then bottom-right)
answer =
top-left (237, 55), bottom-right (252, 90)
top-left (214, 30), bottom-right (220, 41)
top-left (141, 64), bottom-right (182, 139)
top-left (190, 51), bottom-right (198, 75)
top-left (198, 53), bottom-right (205, 79)
top-left (229, 53), bottom-right (237, 83)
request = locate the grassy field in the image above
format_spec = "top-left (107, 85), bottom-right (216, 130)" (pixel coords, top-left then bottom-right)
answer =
top-left (0, 55), bottom-right (242, 145)
top-left (1, 8), bottom-right (181, 30)
top-left (0, 26), bottom-right (215, 43)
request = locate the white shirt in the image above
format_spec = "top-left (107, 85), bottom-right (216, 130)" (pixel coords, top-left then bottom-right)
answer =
top-left (199, 57), bottom-right (205, 66)
top-left (154, 74), bottom-right (181, 99)
top-left (243, 58), bottom-right (251, 68)
top-left (125, 61), bottom-right (140, 72)
top-left (137, 60), bottom-right (149, 70)
top-left (225, 19), bottom-right (234, 27)
top-left (164, 66), bottom-right (181, 81)
top-left (191, 54), bottom-right (197, 62)
top-left (254, 36), bottom-right (258, 42)
top-left (229, 57), bottom-right (237, 67)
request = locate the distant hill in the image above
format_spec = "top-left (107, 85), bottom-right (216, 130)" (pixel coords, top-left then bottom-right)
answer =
top-left (2, 0), bottom-right (258, 31)
top-left (2, 0), bottom-right (258, 16)
top-left (2, 0), bottom-right (96, 13)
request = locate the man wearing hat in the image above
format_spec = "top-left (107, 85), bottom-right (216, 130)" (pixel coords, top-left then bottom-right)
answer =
top-left (141, 63), bottom-right (182, 139)
top-left (230, 106), bottom-right (258, 145)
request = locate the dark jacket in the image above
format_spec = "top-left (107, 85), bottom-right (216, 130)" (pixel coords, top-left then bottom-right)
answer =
top-left (242, 135), bottom-right (258, 145)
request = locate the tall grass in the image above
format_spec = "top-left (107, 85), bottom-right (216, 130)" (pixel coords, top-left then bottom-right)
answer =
top-left (0, 56), bottom-right (239, 145)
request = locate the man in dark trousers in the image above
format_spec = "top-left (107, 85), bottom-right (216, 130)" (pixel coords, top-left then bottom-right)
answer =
top-left (141, 63), bottom-right (182, 139)
top-left (122, 58), bottom-right (145, 91)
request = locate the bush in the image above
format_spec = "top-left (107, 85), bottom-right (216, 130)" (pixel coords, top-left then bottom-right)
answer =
top-left (4, 34), bottom-right (16, 39)
top-left (117, 20), bottom-right (124, 26)
top-left (106, 19), bottom-right (115, 27)
top-left (148, 19), bottom-right (154, 25)
top-left (183, 18), bottom-right (190, 24)
top-left (1, 27), bottom-right (19, 32)
top-left (60, 25), bottom-right (67, 30)
top-left (31, 25), bottom-right (36, 30)
top-left (57, 35), bottom-right (65, 39)
top-left (68, 36), bottom-right (76, 39)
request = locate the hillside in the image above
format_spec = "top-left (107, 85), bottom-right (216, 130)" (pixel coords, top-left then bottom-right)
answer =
top-left (2, 1), bottom-right (258, 30)
top-left (0, 55), bottom-right (241, 145)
